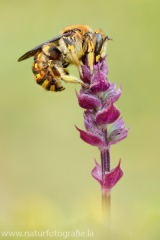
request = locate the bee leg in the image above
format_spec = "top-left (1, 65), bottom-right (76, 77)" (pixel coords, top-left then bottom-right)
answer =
top-left (60, 37), bottom-right (83, 77)
top-left (47, 60), bottom-right (65, 91)
top-left (61, 75), bottom-right (88, 88)
top-left (48, 60), bottom-right (88, 88)
top-left (82, 34), bottom-right (94, 73)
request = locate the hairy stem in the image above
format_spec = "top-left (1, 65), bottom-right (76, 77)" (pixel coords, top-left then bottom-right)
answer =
top-left (101, 151), bottom-right (105, 183)
top-left (104, 149), bottom-right (110, 172)
top-left (101, 128), bottom-right (111, 228)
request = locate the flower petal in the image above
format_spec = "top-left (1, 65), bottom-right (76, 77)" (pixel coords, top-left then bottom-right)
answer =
top-left (90, 81), bottom-right (110, 95)
top-left (91, 159), bottom-right (102, 185)
top-left (109, 117), bottom-right (125, 131)
top-left (112, 83), bottom-right (122, 103)
top-left (84, 111), bottom-right (104, 137)
top-left (91, 159), bottom-right (124, 190)
top-left (75, 126), bottom-right (105, 150)
top-left (76, 90), bottom-right (101, 109)
top-left (109, 127), bottom-right (130, 145)
top-left (96, 100), bottom-right (121, 126)
top-left (90, 63), bottom-right (110, 94)
top-left (108, 117), bottom-right (125, 142)
top-left (81, 64), bottom-right (92, 84)
top-left (103, 83), bottom-right (122, 104)
top-left (103, 159), bottom-right (123, 190)
top-left (100, 56), bottom-right (108, 75)
top-left (93, 55), bottom-right (108, 75)
top-left (84, 111), bottom-right (97, 133)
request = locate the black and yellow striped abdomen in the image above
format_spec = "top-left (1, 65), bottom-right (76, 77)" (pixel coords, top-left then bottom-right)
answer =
top-left (32, 45), bottom-right (65, 92)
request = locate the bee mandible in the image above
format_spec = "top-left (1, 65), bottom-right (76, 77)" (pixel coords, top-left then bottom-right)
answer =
top-left (18, 25), bottom-right (112, 92)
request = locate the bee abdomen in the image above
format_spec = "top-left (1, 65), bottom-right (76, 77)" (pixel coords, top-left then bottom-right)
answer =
top-left (32, 66), bottom-right (64, 92)
top-left (33, 70), bottom-right (55, 91)
top-left (32, 51), bottom-right (65, 92)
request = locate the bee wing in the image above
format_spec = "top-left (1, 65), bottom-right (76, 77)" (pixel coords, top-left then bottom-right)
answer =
top-left (18, 32), bottom-right (72, 62)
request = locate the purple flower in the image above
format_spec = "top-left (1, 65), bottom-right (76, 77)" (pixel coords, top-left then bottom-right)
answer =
top-left (76, 90), bottom-right (101, 109)
top-left (75, 126), bottom-right (105, 151)
top-left (93, 55), bottom-right (108, 75)
top-left (100, 56), bottom-right (108, 75)
top-left (103, 82), bottom-right (122, 105)
top-left (96, 100), bottom-right (120, 126)
top-left (84, 110), bottom-right (104, 137)
top-left (81, 65), bottom-right (92, 84)
top-left (91, 159), bottom-right (123, 191)
top-left (108, 117), bottom-right (130, 145)
top-left (90, 63), bottom-right (110, 95)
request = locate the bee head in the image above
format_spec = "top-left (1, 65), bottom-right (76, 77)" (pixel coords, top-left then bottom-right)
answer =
top-left (93, 31), bottom-right (113, 63)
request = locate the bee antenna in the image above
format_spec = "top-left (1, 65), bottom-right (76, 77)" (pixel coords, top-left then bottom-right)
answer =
top-left (105, 36), bottom-right (113, 41)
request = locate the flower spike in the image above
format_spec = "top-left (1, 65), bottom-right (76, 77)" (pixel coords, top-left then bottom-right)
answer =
top-left (75, 53), bottom-right (129, 219)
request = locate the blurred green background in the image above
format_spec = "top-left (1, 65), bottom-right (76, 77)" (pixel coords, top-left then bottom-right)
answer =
top-left (0, 0), bottom-right (160, 239)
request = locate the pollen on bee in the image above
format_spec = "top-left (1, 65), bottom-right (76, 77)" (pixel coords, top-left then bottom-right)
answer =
top-left (50, 85), bottom-right (55, 91)
top-left (35, 63), bottom-right (38, 69)
top-left (68, 45), bottom-right (74, 51)
top-left (35, 73), bottom-right (41, 79)
top-left (46, 46), bottom-right (50, 51)
top-left (37, 53), bottom-right (42, 60)
top-left (96, 55), bottom-right (100, 62)
top-left (42, 80), bottom-right (50, 89)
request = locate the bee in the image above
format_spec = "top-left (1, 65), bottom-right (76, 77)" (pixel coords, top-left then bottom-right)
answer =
top-left (18, 25), bottom-right (112, 92)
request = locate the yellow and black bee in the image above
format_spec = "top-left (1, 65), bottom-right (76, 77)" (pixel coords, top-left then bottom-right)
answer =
top-left (18, 25), bottom-right (112, 92)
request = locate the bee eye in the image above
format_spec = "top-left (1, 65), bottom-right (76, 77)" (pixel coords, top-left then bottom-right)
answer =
top-left (95, 33), bottom-right (103, 56)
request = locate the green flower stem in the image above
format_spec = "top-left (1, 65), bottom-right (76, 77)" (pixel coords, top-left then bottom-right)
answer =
top-left (102, 189), bottom-right (111, 229)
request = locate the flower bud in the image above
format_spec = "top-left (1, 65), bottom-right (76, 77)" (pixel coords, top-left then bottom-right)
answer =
top-left (96, 100), bottom-right (120, 126)
top-left (75, 126), bottom-right (105, 150)
top-left (90, 63), bottom-right (110, 95)
top-left (108, 117), bottom-right (130, 145)
top-left (76, 90), bottom-right (101, 109)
